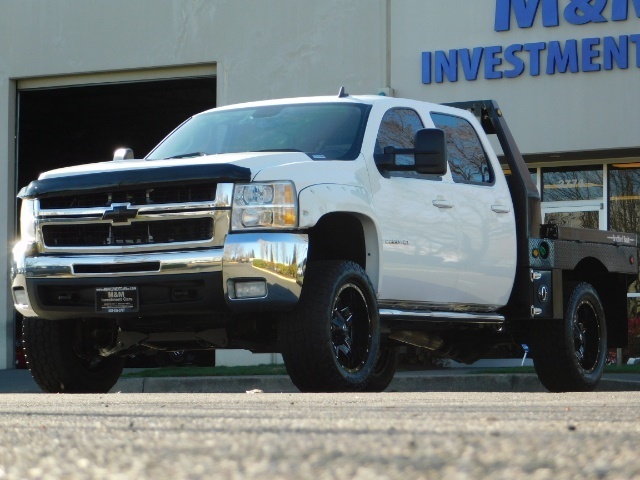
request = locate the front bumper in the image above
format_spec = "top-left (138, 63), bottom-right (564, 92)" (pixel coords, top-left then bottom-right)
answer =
top-left (11, 232), bottom-right (308, 320)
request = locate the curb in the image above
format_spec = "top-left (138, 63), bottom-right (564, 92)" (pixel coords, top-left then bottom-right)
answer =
top-left (110, 374), bottom-right (640, 394)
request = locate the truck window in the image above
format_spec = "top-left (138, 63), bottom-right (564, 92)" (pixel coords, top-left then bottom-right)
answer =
top-left (430, 113), bottom-right (493, 184)
top-left (375, 108), bottom-right (424, 169)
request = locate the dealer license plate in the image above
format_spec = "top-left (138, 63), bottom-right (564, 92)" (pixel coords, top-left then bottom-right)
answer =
top-left (96, 286), bottom-right (139, 313)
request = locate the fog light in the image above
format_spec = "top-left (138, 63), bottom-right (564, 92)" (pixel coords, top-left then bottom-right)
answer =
top-left (13, 288), bottom-right (29, 306)
top-left (231, 280), bottom-right (267, 299)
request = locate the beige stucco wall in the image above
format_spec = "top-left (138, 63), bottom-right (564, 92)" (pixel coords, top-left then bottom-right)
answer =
top-left (390, 0), bottom-right (640, 156)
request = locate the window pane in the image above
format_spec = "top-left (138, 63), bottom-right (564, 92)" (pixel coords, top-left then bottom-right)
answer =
top-left (375, 108), bottom-right (424, 166)
top-left (544, 211), bottom-right (599, 229)
top-left (609, 167), bottom-right (640, 235)
top-left (430, 113), bottom-right (491, 184)
top-left (542, 167), bottom-right (603, 201)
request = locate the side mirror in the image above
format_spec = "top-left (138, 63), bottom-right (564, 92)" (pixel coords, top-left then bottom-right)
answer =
top-left (374, 128), bottom-right (447, 175)
top-left (414, 128), bottom-right (447, 175)
top-left (113, 148), bottom-right (134, 161)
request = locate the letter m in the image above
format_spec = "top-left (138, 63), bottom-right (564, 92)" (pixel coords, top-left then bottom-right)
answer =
top-left (495, 0), bottom-right (559, 31)
top-left (612, 0), bottom-right (640, 21)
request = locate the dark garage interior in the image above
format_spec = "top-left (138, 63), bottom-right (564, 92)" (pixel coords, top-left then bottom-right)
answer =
top-left (17, 76), bottom-right (217, 189)
top-left (13, 76), bottom-right (217, 368)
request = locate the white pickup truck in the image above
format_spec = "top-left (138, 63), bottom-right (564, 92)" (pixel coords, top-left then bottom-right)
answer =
top-left (11, 91), bottom-right (638, 393)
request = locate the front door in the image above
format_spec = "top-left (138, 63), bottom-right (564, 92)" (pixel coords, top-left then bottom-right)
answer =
top-left (369, 106), bottom-right (461, 304)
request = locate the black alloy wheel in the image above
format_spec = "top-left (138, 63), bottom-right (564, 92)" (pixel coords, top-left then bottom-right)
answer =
top-left (280, 260), bottom-right (381, 392)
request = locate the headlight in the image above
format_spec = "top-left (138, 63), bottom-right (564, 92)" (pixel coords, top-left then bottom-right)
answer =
top-left (232, 181), bottom-right (297, 230)
top-left (20, 199), bottom-right (37, 242)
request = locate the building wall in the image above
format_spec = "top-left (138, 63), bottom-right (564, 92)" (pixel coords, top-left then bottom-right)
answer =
top-left (390, 0), bottom-right (640, 157)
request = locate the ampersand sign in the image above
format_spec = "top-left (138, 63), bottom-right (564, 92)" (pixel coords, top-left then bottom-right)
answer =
top-left (564, 0), bottom-right (608, 25)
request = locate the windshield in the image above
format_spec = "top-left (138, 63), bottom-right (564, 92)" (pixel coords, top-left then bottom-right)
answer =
top-left (146, 102), bottom-right (371, 161)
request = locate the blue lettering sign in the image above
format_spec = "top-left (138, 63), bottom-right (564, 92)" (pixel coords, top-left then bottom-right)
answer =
top-left (495, 0), bottom-right (560, 31)
top-left (612, 0), bottom-right (640, 21)
top-left (631, 34), bottom-right (640, 66)
top-left (435, 50), bottom-right (458, 83)
top-left (504, 44), bottom-right (526, 77)
top-left (422, 52), bottom-right (432, 84)
top-left (547, 39), bottom-right (579, 73)
top-left (564, 0), bottom-right (607, 25)
top-left (604, 35), bottom-right (629, 69)
top-left (459, 48), bottom-right (484, 80)
top-left (496, 0), bottom-right (639, 29)
top-left (422, 2), bottom-right (640, 84)
top-left (485, 46), bottom-right (504, 78)
top-left (581, 37), bottom-right (602, 71)
top-left (524, 42), bottom-right (547, 75)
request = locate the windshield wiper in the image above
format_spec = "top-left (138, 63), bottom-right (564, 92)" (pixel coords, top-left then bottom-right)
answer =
top-left (163, 152), bottom-right (207, 159)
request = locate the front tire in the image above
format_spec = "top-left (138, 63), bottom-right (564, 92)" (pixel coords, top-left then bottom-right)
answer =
top-left (23, 317), bottom-right (125, 393)
top-left (531, 282), bottom-right (607, 392)
top-left (280, 260), bottom-right (380, 392)
top-left (362, 345), bottom-right (399, 392)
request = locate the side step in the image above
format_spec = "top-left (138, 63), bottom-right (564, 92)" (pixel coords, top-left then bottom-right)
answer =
top-left (379, 309), bottom-right (505, 325)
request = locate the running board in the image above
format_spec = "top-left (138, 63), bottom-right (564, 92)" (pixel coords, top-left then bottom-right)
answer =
top-left (379, 309), bottom-right (505, 325)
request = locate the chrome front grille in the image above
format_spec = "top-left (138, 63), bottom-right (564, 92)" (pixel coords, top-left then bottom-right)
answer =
top-left (42, 218), bottom-right (214, 247)
top-left (35, 183), bottom-right (233, 253)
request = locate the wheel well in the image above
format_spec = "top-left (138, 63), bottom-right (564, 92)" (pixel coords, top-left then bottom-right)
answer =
top-left (308, 213), bottom-right (367, 269)
top-left (564, 257), bottom-right (632, 349)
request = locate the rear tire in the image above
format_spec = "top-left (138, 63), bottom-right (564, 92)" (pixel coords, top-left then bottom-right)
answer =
top-left (23, 317), bottom-right (125, 393)
top-left (280, 260), bottom-right (380, 392)
top-left (531, 282), bottom-right (606, 392)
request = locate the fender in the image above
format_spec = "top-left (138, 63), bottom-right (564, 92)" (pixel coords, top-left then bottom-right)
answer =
top-left (297, 183), bottom-right (382, 291)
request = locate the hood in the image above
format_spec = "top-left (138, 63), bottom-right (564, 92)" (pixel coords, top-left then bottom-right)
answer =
top-left (36, 151), bottom-right (315, 180)
top-left (18, 152), bottom-right (316, 199)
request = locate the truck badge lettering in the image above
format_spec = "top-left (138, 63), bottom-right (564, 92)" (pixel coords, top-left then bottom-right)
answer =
top-left (607, 234), bottom-right (634, 244)
top-left (384, 239), bottom-right (410, 245)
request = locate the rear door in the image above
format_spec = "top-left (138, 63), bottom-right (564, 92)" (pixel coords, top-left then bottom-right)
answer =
top-left (430, 112), bottom-right (516, 307)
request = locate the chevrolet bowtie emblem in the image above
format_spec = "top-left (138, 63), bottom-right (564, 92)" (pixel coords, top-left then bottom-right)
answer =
top-left (102, 203), bottom-right (138, 224)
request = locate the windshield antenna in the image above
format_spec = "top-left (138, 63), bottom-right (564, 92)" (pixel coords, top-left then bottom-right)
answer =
top-left (337, 86), bottom-right (349, 98)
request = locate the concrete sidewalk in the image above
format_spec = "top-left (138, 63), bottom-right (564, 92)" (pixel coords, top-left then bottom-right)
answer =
top-left (1, 368), bottom-right (640, 394)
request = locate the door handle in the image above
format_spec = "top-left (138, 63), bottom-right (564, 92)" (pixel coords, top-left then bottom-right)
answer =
top-left (491, 204), bottom-right (510, 214)
top-left (432, 199), bottom-right (454, 209)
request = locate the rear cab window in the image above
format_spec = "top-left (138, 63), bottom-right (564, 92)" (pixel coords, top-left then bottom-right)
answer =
top-left (430, 113), bottom-right (494, 185)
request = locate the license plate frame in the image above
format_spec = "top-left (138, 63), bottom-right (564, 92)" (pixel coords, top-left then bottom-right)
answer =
top-left (96, 286), bottom-right (139, 313)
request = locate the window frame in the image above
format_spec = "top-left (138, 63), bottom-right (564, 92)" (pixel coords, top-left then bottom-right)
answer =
top-left (430, 112), bottom-right (495, 186)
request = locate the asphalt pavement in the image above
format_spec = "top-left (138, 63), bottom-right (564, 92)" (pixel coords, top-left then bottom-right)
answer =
top-left (1, 367), bottom-right (639, 394)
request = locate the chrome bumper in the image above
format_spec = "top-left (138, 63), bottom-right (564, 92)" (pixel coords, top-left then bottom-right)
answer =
top-left (11, 232), bottom-right (308, 318)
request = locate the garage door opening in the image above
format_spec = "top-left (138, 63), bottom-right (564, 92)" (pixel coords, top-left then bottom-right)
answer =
top-left (17, 76), bottom-right (216, 189)
top-left (13, 75), bottom-right (216, 368)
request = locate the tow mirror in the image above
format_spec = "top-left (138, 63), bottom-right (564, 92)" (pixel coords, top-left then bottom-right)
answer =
top-left (413, 128), bottom-right (446, 175)
top-left (113, 148), bottom-right (134, 161)
top-left (375, 128), bottom-right (447, 175)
